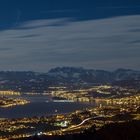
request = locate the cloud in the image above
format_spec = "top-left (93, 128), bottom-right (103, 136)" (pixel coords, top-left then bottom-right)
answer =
top-left (0, 15), bottom-right (140, 71)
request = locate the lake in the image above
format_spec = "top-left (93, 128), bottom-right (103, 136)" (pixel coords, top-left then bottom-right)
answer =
top-left (0, 96), bottom-right (98, 118)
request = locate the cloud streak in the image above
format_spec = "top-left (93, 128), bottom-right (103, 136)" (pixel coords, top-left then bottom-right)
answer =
top-left (0, 15), bottom-right (140, 71)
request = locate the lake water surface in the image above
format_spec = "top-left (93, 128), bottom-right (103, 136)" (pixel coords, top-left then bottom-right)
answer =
top-left (0, 96), bottom-right (98, 118)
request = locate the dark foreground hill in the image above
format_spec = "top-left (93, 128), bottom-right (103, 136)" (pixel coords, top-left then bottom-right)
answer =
top-left (18, 120), bottom-right (140, 140)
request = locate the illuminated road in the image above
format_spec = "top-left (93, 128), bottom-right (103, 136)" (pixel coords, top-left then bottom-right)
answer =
top-left (76, 117), bottom-right (93, 127)
top-left (61, 116), bottom-right (98, 132)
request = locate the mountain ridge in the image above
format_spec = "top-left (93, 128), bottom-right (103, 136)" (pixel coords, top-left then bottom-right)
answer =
top-left (0, 67), bottom-right (139, 92)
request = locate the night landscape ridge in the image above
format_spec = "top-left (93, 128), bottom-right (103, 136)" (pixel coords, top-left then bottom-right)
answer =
top-left (0, 67), bottom-right (140, 139)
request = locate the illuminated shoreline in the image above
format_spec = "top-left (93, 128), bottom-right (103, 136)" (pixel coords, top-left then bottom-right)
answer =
top-left (0, 97), bottom-right (30, 108)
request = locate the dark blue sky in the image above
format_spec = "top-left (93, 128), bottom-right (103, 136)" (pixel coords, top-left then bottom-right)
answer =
top-left (1, 0), bottom-right (140, 29)
top-left (0, 0), bottom-right (140, 71)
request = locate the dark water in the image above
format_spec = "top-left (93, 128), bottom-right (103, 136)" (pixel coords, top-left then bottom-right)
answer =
top-left (0, 96), bottom-right (97, 118)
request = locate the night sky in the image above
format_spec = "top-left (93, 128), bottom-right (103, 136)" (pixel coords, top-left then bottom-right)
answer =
top-left (0, 0), bottom-right (140, 71)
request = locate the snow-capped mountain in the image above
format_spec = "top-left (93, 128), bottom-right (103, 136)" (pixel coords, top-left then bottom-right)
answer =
top-left (0, 67), bottom-right (140, 92)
